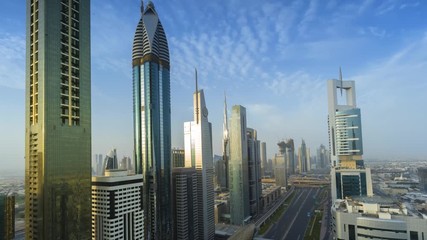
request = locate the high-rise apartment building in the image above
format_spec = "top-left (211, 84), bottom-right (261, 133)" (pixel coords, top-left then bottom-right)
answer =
top-left (285, 139), bottom-right (296, 175)
top-left (327, 75), bottom-right (372, 200)
top-left (229, 105), bottom-right (250, 225)
top-left (247, 128), bottom-right (262, 217)
top-left (132, 2), bottom-right (172, 238)
top-left (222, 94), bottom-right (230, 190)
top-left (274, 142), bottom-right (288, 188)
top-left (0, 194), bottom-right (15, 240)
top-left (317, 144), bottom-right (328, 169)
top-left (172, 167), bottom-right (199, 240)
top-left (418, 167), bottom-right (427, 193)
top-left (298, 139), bottom-right (309, 173)
top-left (172, 148), bottom-right (185, 168)
top-left (25, 0), bottom-right (91, 238)
top-left (92, 170), bottom-right (144, 240)
top-left (183, 76), bottom-right (215, 239)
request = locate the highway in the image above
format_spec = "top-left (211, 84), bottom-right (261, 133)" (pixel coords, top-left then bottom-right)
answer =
top-left (263, 187), bottom-right (320, 240)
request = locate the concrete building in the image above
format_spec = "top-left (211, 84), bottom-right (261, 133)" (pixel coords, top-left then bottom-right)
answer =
top-left (172, 168), bottom-right (199, 240)
top-left (25, 0), bottom-right (91, 238)
top-left (247, 128), bottom-right (262, 217)
top-left (332, 197), bottom-right (427, 240)
top-left (229, 105), bottom-right (250, 225)
top-left (172, 148), bottom-right (185, 168)
top-left (260, 184), bottom-right (281, 211)
top-left (327, 75), bottom-right (372, 201)
top-left (0, 194), bottom-right (15, 240)
top-left (132, 2), bottom-right (172, 238)
top-left (184, 72), bottom-right (215, 239)
top-left (91, 170), bottom-right (144, 240)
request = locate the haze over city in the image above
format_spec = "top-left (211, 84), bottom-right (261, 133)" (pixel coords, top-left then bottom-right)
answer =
top-left (1, 0), bottom-right (427, 174)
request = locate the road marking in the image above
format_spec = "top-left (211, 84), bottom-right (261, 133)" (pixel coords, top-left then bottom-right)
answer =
top-left (282, 188), bottom-right (313, 240)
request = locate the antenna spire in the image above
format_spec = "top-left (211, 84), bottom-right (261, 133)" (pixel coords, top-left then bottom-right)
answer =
top-left (339, 67), bottom-right (343, 96)
top-left (195, 68), bottom-right (199, 124)
top-left (140, 0), bottom-right (144, 14)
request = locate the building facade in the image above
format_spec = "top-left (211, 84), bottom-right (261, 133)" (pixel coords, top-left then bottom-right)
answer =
top-left (298, 139), bottom-right (309, 173)
top-left (332, 198), bottom-right (427, 240)
top-left (92, 171), bottom-right (144, 240)
top-left (132, 2), bottom-right (172, 238)
top-left (172, 168), bottom-right (199, 240)
top-left (327, 77), bottom-right (372, 201)
top-left (172, 148), bottom-right (185, 168)
top-left (0, 194), bottom-right (15, 240)
top-left (184, 85), bottom-right (215, 239)
top-left (247, 128), bottom-right (262, 217)
top-left (25, 0), bottom-right (91, 238)
top-left (229, 105), bottom-right (250, 225)
top-left (260, 142), bottom-right (267, 178)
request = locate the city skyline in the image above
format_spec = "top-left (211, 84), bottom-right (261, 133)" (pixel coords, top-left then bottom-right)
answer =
top-left (2, 0), bottom-right (427, 173)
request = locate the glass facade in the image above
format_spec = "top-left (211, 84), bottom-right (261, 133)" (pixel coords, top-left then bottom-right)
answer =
top-left (25, 0), bottom-right (91, 239)
top-left (335, 108), bottom-right (363, 156)
top-left (132, 3), bottom-right (172, 239)
top-left (229, 105), bottom-right (250, 225)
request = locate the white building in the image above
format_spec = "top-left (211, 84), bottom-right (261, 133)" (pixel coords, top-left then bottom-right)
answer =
top-left (91, 170), bottom-right (144, 240)
top-left (184, 74), bottom-right (215, 240)
top-left (332, 197), bottom-right (427, 240)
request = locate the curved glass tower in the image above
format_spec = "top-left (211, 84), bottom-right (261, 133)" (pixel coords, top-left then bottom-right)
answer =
top-left (132, 1), bottom-right (172, 239)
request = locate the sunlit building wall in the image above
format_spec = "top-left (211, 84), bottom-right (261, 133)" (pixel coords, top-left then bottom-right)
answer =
top-left (25, 0), bottom-right (91, 238)
top-left (184, 88), bottom-right (215, 240)
top-left (0, 194), bottom-right (15, 240)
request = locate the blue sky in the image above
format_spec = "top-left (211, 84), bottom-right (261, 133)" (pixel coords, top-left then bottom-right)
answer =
top-left (1, 0), bottom-right (427, 173)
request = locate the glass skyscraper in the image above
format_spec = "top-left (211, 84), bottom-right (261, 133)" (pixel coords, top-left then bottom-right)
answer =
top-left (25, 0), bottom-right (91, 239)
top-left (132, 2), bottom-right (172, 239)
top-left (229, 105), bottom-right (250, 225)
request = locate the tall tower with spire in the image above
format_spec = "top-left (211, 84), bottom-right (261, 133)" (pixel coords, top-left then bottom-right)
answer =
top-left (184, 70), bottom-right (215, 239)
top-left (132, 1), bottom-right (172, 239)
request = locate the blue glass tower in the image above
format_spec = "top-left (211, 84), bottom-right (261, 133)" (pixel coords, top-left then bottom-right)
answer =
top-left (132, 1), bottom-right (172, 239)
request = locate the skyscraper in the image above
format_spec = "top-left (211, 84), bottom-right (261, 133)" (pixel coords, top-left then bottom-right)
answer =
top-left (247, 128), bottom-right (262, 217)
top-left (25, 0), bottom-right (91, 238)
top-left (172, 148), bottom-right (185, 168)
top-left (327, 73), bottom-right (372, 200)
top-left (317, 144), bottom-right (328, 169)
top-left (222, 93), bottom-right (230, 189)
top-left (183, 72), bottom-right (215, 239)
top-left (132, 2), bottom-right (172, 238)
top-left (229, 105), bottom-right (250, 225)
top-left (298, 139), bottom-right (309, 173)
top-left (172, 167), bottom-right (199, 240)
top-left (0, 194), bottom-right (15, 240)
top-left (260, 142), bottom-right (267, 178)
top-left (285, 139), bottom-right (296, 174)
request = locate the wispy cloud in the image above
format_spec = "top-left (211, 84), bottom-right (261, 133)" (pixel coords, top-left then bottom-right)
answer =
top-left (0, 34), bottom-right (25, 89)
